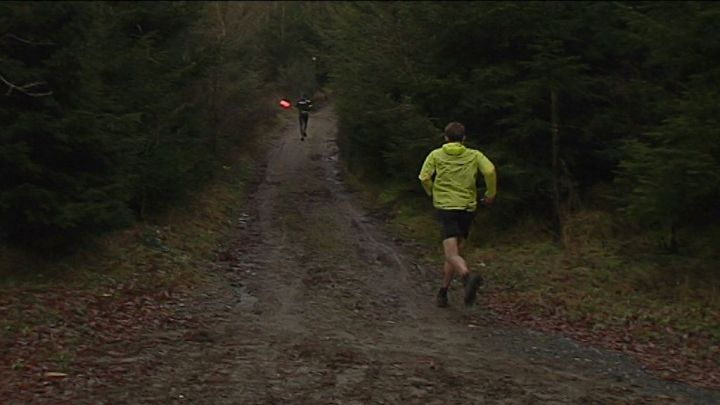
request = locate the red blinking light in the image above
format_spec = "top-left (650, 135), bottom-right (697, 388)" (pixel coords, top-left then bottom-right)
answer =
top-left (279, 99), bottom-right (291, 109)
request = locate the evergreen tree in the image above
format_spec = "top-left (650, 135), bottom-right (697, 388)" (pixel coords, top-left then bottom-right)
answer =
top-left (617, 2), bottom-right (720, 249)
top-left (0, 2), bottom-right (299, 252)
top-left (0, 2), bottom-right (132, 248)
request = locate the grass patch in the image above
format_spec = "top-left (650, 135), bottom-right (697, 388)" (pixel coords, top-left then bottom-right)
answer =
top-left (465, 213), bottom-right (720, 341)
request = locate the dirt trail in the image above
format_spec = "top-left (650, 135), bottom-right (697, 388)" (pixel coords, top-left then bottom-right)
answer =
top-left (50, 107), bottom-right (719, 404)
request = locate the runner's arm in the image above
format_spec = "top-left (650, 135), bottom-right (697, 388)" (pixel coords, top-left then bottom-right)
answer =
top-left (418, 152), bottom-right (435, 197)
top-left (477, 152), bottom-right (497, 200)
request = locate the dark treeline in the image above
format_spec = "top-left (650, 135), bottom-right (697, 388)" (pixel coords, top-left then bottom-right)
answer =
top-left (2, 2), bottom-right (719, 258)
top-left (0, 2), bottom-right (325, 252)
top-left (323, 2), bottom-right (720, 255)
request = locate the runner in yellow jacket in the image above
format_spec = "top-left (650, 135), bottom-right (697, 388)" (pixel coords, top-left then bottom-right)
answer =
top-left (418, 121), bottom-right (497, 307)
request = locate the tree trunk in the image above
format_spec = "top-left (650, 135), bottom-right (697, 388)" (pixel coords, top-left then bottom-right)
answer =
top-left (215, 1), bottom-right (227, 39)
top-left (280, 3), bottom-right (286, 44)
top-left (551, 89), bottom-right (563, 245)
top-left (208, 2), bottom-right (227, 153)
top-left (209, 71), bottom-right (219, 153)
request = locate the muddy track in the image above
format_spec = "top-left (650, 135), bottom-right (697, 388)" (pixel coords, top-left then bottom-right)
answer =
top-left (56, 107), bottom-right (719, 404)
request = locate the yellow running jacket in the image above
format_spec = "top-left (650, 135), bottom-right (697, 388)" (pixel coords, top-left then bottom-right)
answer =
top-left (418, 142), bottom-right (497, 211)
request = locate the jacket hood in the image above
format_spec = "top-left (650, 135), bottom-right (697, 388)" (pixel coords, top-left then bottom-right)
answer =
top-left (442, 142), bottom-right (466, 156)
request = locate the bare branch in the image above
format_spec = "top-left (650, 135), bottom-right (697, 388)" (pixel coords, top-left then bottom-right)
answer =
top-left (0, 73), bottom-right (53, 97)
top-left (1, 33), bottom-right (54, 46)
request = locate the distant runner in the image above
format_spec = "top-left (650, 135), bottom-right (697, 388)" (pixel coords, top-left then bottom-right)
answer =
top-left (296, 93), bottom-right (313, 141)
top-left (418, 122), bottom-right (497, 307)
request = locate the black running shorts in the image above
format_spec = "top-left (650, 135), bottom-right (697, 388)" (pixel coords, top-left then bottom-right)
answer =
top-left (437, 209), bottom-right (476, 241)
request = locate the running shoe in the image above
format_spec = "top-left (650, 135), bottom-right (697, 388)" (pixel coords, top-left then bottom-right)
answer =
top-left (463, 274), bottom-right (483, 306)
top-left (436, 288), bottom-right (448, 308)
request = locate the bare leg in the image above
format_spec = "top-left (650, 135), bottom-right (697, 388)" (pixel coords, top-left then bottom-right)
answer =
top-left (300, 114), bottom-right (308, 136)
top-left (442, 237), bottom-right (469, 285)
top-left (441, 260), bottom-right (453, 289)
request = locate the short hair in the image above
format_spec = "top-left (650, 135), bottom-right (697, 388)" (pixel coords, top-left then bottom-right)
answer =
top-left (444, 122), bottom-right (465, 142)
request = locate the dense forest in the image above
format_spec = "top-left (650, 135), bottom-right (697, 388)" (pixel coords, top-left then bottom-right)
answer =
top-left (2, 1), bottom-right (719, 260)
top-left (325, 2), bottom-right (720, 258)
top-left (0, 2), bottom-right (323, 252)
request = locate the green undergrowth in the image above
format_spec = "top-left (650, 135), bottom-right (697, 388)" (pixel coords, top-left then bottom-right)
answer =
top-left (351, 177), bottom-right (720, 359)
top-left (0, 119), bottom-right (278, 292)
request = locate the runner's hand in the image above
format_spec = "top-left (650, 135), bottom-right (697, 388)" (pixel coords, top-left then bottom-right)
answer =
top-left (481, 197), bottom-right (494, 206)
